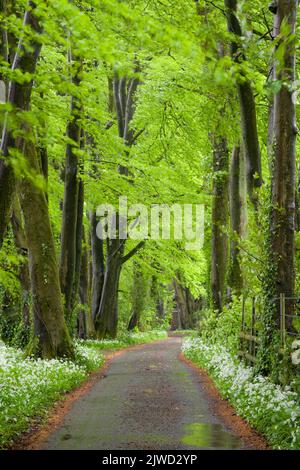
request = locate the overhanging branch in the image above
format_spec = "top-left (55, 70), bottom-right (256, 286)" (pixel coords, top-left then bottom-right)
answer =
top-left (121, 241), bottom-right (145, 264)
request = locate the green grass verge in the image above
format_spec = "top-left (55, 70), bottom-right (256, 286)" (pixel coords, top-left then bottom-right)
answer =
top-left (80, 329), bottom-right (168, 351)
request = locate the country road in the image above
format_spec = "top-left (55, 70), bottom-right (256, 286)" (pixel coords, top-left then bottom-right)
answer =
top-left (42, 337), bottom-right (249, 450)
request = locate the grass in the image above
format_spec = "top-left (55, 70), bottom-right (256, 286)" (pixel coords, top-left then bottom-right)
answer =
top-left (80, 329), bottom-right (168, 351)
top-left (169, 329), bottom-right (197, 336)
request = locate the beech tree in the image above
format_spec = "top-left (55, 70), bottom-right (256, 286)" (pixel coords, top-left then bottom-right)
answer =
top-left (211, 135), bottom-right (229, 312)
top-left (224, 0), bottom-right (263, 202)
top-left (267, 0), bottom-right (298, 328)
top-left (93, 71), bottom-right (145, 338)
top-left (0, 0), bottom-right (299, 372)
top-left (59, 56), bottom-right (83, 319)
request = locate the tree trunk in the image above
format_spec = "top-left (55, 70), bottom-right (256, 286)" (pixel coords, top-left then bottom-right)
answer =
top-left (150, 275), bottom-right (165, 321)
top-left (0, 3), bottom-right (41, 248)
top-left (268, 0), bottom-right (298, 329)
top-left (19, 136), bottom-right (73, 358)
top-left (72, 178), bottom-right (84, 308)
top-left (296, 162), bottom-right (300, 231)
top-left (173, 279), bottom-right (192, 329)
top-left (95, 239), bottom-right (123, 339)
top-left (211, 136), bottom-right (229, 312)
top-left (59, 57), bottom-right (82, 318)
top-left (228, 146), bottom-right (243, 295)
top-left (39, 92), bottom-right (48, 200)
top-left (77, 227), bottom-right (88, 339)
top-left (11, 197), bottom-right (31, 329)
top-left (173, 276), bottom-right (200, 329)
top-left (128, 266), bottom-right (147, 331)
top-left (94, 70), bottom-right (142, 337)
top-left (224, 0), bottom-right (262, 202)
top-left (89, 210), bottom-right (105, 322)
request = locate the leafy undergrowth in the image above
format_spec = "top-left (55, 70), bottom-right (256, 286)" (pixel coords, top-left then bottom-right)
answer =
top-left (81, 329), bottom-right (168, 350)
top-left (0, 342), bottom-right (104, 449)
top-left (182, 338), bottom-right (300, 450)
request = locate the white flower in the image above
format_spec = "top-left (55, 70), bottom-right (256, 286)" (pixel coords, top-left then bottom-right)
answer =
top-left (291, 340), bottom-right (300, 350)
top-left (291, 349), bottom-right (300, 365)
top-left (182, 337), bottom-right (300, 449)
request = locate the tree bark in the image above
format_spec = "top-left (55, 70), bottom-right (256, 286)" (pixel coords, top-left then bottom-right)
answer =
top-left (89, 210), bottom-right (105, 322)
top-left (211, 136), bottom-right (229, 312)
top-left (0, 3), bottom-right (40, 248)
top-left (59, 57), bottom-right (82, 318)
top-left (95, 238), bottom-right (123, 338)
top-left (268, 0), bottom-right (298, 328)
top-left (19, 135), bottom-right (73, 358)
top-left (72, 177), bottom-right (84, 308)
top-left (150, 275), bottom-right (165, 321)
top-left (3, 2), bottom-right (74, 358)
top-left (11, 196), bottom-right (31, 328)
top-left (94, 71), bottom-right (142, 337)
top-left (128, 265), bottom-right (147, 331)
top-left (77, 227), bottom-right (88, 339)
top-left (228, 146), bottom-right (243, 295)
top-left (224, 0), bottom-right (262, 202)
top-left (173, 275), bottom-right (201, 329)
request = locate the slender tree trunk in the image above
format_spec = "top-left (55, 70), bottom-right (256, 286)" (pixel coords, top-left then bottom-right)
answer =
top-left (59, 57), bottom-right (82, 318)
top-left (150, 275), bottom-right (165, 321)
top-left (173, 275), bottom-right (200, 329)
top-left (72, 178), bottom-right (84, 308)
top-left (128, 266), bottom-right (147, 331)
top-left (268, 0), bottom-right (298, 329)
top-left (95, 235), bottom-right (144, 338)
top-left (173, 279), bottom-right (192, 329)
top-left (89, 210), bottom-right (105, 322)
top-left (228, 146), bottom-right (243, 295)
top-left (211, 136), bottom-right (229, 312)
top-left (77, 227), bottom-right (88, 339)
top-left (95, 238), bottom-right (123, 338)
top-left (224, 0), bottom-right (262, 202)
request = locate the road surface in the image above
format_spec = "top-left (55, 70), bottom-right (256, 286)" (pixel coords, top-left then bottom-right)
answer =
top-left (43, 337), bottom-right (244, 450)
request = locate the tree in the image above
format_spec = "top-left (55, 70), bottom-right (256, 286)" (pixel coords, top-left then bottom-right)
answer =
top-left (94, 71), bottom-right (144, 338)
top-left (59, 56), bottom-right (83, 319)
top-left (89, 210), bottom-right (104, 324)
top-left (5, 1), bottom-right (73, 358)
top-left (211, 135), bottom-right (229, 312)
top-left (20, 135), bottom-right (73, 358)
top-left (267, 0), bottom-right (298, 328)
top-left (228, 145), bottom-right (244, 295)
top-left (0, 2), bottom-right (32, 248)
top-left (224, 0), bottom-right (263, 203)
top-left (128, 263), bottom-right (148, 331)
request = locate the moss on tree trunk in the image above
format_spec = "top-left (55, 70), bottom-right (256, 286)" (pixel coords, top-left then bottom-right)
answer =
top-left (20, 136), bottom-right (73, 359)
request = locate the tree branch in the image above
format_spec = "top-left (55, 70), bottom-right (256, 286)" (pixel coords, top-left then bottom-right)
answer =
top-left (121, 241), bottom-right (145, 264)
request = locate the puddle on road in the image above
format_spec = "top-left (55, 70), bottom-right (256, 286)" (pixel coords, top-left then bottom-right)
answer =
top-left (181, 423), bottom-right (242, 449)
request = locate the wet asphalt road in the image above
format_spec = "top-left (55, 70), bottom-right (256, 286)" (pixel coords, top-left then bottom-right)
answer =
top-left (43, 337), bottom-right (243, 450)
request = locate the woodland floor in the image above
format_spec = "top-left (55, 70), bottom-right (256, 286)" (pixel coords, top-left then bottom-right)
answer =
top-left (15, 337), bottom-right (268, 450)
